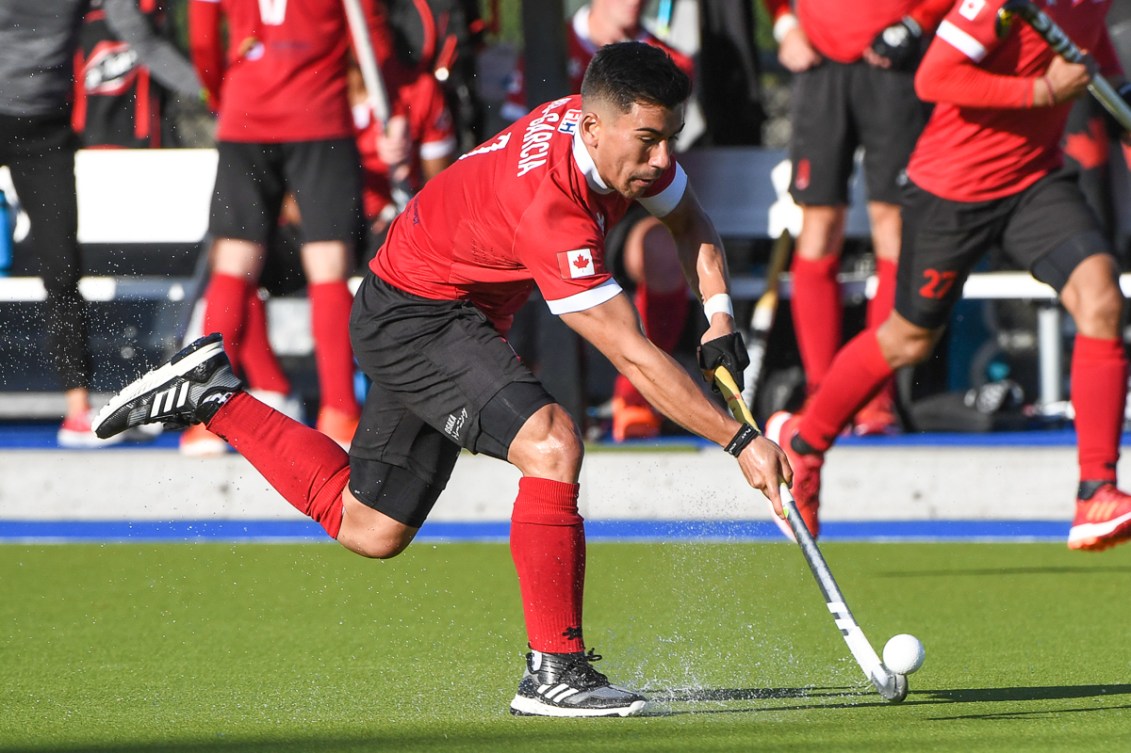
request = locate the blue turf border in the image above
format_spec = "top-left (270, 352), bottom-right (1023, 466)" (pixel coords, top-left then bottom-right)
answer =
top-left (0, 519), bottom-right (1069, 544)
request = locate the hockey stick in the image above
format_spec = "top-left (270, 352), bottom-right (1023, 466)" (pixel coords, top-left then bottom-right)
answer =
top-left (995, 0), bottom-right (1131, 130)
top-left (341, 0), bottom-right (413, 211)
top-left (714, 365), bottom-right (909, 704)
top-left (741, 229), bottom-right (792, 411)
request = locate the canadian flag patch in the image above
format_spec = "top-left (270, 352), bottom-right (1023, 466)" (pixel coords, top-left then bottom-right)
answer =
top-left (557, 248), bottom-right (596, 279)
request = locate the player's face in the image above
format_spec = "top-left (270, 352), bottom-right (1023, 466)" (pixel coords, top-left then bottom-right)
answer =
top-left (585, 101), bottom-right (684, 200)
top-left (591, 0), bottom-right (646, 31)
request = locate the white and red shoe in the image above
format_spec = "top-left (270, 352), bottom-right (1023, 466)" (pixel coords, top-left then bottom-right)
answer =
top-left (765, 411), bottom-right (823, 540)
top-left (1068, 483), bottom-right (1131, 552)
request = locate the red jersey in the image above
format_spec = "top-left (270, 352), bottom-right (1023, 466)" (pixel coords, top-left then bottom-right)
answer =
top-left (909, 0), bottom-right (1117, 202)
top-left (763, 0), bottom-right (952, 63)
top-left (189, 0), bottom-right (389, 142)
top-left (501, 5), bottom-right (694, 122)
top-left (353, 69), bottom-right (456, 221)
top-left (370, 94), bottom-right (688, 334)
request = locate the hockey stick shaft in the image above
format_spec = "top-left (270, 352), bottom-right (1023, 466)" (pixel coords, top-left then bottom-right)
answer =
top-left (997, 0), bottom-right (1131, 130)
top-left (341, 0), bottom-right (413, 210)
top-left (741, 230), bottom-right (792, 410)
top-left (714, 366), bottom-right (903, 701)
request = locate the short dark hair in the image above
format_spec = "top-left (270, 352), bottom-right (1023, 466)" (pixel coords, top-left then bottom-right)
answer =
top-left (580, 41), bottom-right (691, 113)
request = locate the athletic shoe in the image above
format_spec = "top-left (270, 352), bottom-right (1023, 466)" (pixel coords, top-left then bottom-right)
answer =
top-left (93, 333), bottom-right (244, 440)
top-left (57, 410), bottom-right (126, 449)
top-left (316, 407), bottom-right (359, 450)
top-left (852, 390), bottom-right (900, 437)
top-left (179, 423), bottom-right (229, 457)
top-left (611, 397), bottom-right (661, 442)
top-left (764, 411), bottom-right (823, 540)
top-left (509, 649), bottom-right (647, 718)
top-left (1068, 482), bottom-right (1131, 552)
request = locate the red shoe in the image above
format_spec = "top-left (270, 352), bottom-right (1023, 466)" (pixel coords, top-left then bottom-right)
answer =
top-left (1068, 483), bottom-right (1131, 552)
top-left (179, 423), bottom-right (229, 457)
top-left (317, 407), bottom-right (359, 450)
top-left (852, 390), bottom-right (900, 437)
top-left (58, 411), bottom-right (125, 449)
top-left (611, 397), bottom-right (661, 442)
top-left (765, 411), bottom-right (823, 540)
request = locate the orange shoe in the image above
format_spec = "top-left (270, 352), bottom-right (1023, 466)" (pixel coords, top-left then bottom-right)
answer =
top-left (317, 407), bottom-right (359, 450)
top-left (179, 423), bottom-right (228, 457)
top-left (765, 411), bottom-right (823, 540)
top-left (611, 397), bottom-right (661, 442)
top-left (1068, 483), bottom-right (1131, 551)
top-left (853, 390), bottom-right (899, 437)
top-left (57, 410), bottom-right (126, 449)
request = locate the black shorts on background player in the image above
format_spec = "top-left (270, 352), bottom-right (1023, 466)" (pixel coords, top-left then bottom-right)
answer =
top-left (896, 171), bottom-right (1111, 330)
top-left (789, 60), bottom-right (927, 205)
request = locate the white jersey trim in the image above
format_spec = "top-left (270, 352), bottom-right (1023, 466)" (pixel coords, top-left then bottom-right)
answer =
top-left (637, 163), bottom-right (687, 218)
top-left (936, 19), bottom-right (987, 62)
top-left (545, 279), bottom-right (623, 315)
top-left (573, 127), bottom-right (612, 193)
top-left (420, 136), bottom-right (457, 161)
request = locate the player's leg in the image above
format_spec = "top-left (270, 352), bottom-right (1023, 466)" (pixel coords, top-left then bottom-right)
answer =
top-left (770, 182), bottom-right (995, 538)
top-left (609, 207), bottom-right (688, 440)
top-left (287, 139), bottom-right (364, 448)
top-left (852, 63), bottom-right (928, 435)
top-left (788, 62), bottom-right (856, 397)
top-left (851, 199), bottom-right (902, 435)
top-left (350, 273), bottom-right (645, 716)
top-left (1003, 173), bottom-right (1131, 551)
top-left (6, 117), bottom-right (103, 446)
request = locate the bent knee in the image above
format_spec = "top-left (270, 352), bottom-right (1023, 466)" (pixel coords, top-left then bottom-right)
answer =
top-left (339, 490), bottom-right (419, 559)
top-left (508, 404), bottom-right (584, 480)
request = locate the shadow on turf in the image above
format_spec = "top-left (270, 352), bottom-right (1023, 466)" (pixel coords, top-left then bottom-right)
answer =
top-left (638, 683), bottom-right (1131, 716)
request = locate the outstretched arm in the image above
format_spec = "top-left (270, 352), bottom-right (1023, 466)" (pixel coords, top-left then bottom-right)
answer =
top-left (560, 293), bottom-right (791, 514)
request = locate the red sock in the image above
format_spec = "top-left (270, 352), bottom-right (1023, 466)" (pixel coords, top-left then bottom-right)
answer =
top-left (614, 285), bottom-right (688, 407)
top-left (202, 273), bottom-right (250, 376)
top-left (791, 255), bottom-right (842, 392)
top-left (800, 331), bottom-right (894, 452)
top-left (240, 289), bottom-right (291, 394)
top-left (309, 281), bottom-right (359, 416)
top-left (207, 392), bottom-right (348, 538)
top-left (1071, 334), bottom-right (1127, 482)
top-left (868, 258), bottom-right (897, 331)
top-left (510, 477), bottom-right (586, 654)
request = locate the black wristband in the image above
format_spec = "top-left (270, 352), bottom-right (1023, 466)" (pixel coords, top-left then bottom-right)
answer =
top-left (724, 423), bottom-right (759, 456)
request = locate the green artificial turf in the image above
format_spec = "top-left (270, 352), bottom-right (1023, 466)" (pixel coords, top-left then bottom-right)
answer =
top-left (2, 542), bottom-right (1130, 752)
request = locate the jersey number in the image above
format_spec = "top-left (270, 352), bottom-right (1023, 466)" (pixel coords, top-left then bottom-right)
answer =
top-left (919, 269), bottom-right (958, 300)
top-left (258, 0), bottom-right (287, 25)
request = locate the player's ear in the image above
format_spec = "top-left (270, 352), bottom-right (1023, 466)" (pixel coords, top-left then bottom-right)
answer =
top-left (580, 111), bottom-right (601, 148)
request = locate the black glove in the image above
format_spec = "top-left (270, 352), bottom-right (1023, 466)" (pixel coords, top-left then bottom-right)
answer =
top-left (697, 332), bottom-right (751, 393)
top-left (869, 16), bottom-right (923, 72)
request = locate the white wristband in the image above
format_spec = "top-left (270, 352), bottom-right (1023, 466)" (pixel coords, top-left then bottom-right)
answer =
top-left (773, 13), bottom-right (799, 44)
top-left (703, 293), bottom-right (734, 322)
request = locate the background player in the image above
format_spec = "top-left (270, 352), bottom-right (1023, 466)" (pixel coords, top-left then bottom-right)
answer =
top-left (502, 0), bottom-right (697, 441)
top-left (767, 0), bottom-right (1131, 552)
top-left (764, 0), bottom-right (952, 434)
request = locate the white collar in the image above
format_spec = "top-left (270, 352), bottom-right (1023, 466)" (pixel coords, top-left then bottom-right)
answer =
top-left (572, 124), bottom-right (612, 194)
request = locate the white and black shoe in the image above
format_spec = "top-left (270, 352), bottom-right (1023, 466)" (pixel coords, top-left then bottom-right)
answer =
top-left (93, 333), bottom-right (244, 440)
top-left (509, 649), bottom-right (647, 718)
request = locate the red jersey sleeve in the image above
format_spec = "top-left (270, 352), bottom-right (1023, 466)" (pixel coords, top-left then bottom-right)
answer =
top-left (515, 194), bottom-right (619, 313)
top-left (918, 0), bottom-right (1032, 108)
top-left (188, 0), bottom-right (223, 110)
top-left (908, 0), bottom-right (956, 35)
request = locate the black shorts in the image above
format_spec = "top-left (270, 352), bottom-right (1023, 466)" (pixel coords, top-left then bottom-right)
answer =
top-left (789, 60), bottom-right (927, 206)
top-left (895, 171), bottom-right (1112, 330)
top-left (347, 273), bottom-right (555, 527)
top-left (209, 138), bottom-right (362, 244)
